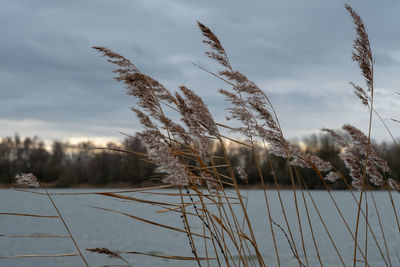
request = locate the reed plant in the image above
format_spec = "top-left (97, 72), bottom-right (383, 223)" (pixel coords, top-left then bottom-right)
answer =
top-left (2, 4), bottom-right (399, 267)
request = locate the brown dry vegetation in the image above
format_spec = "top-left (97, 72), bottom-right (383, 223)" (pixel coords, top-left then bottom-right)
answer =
top-left (2, 4), bottom-right (400, 267)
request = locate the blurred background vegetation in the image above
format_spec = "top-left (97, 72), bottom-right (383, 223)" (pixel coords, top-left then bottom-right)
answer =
top-left (1, 133), bottom-right (398, 189)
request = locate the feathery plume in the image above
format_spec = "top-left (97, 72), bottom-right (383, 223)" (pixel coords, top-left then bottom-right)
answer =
top-left (350, 82), bottom-right (369, 106)
top-left (197, 22), bottom-right (230, 68)
top-left (340, 150), bottom-right (364, 190)
top-left (288, 144), bottom-right (333, 172)
top-left (324, 124), bottom-right (389, 189)
top-left (198, 23), bottom-right (335, 177)
top-left (325, 171), bottom-right (342, 183)
top-left (175, 91), bottom-right (210, 158)
top-left (93, 46), bottom-right (138, 70)
top-left (236, 166), bottom-right (248, 184)
top-left (345, 4), bottom-right (373, 92)
top-left (93, 46), bottom-right (175, 119)
top-left (365, 160), bottom-right (384, 187)
top-left (343, 124), bottom-right (390, 174)
top-left (321, 128), bottom-right (348, 147)
top-left (86, 247), bottom-right (121, 259)
top-left (345, 4), bottom-right (374, 108)
top-left (342, 124), bottom-right (369, 154)
top-left (139, 129), bottom-right (190, 185)
top-left (131, 99), bottom-right (192, 186)
top-left (14, 173), bottom-right (40, 188)
top-left (179, 86), bottom-right (218, 137)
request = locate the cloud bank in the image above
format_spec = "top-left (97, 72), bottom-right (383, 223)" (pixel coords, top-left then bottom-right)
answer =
top-left (1, 0), bottom-right (400, 143)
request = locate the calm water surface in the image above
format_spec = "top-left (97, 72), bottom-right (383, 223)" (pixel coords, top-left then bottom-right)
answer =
top-left (1, 189), bottom-right (399, 266)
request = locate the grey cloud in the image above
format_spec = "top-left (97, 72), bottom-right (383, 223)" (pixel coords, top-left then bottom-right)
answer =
top-left (1, 0), bottom-right (400, 142)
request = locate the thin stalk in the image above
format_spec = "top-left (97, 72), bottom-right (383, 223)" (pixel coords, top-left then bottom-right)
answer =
top-left (260, 140), bottom-right (300, 263)
top-left (353, 38), bottom-right (375, 267)
top-left (189, 148), bottom-right (245, 265)
top-left (302, 182), bottom-right (346, 266)
top-left (385, 183), bottom-right (400, 232)
top-left (306, 163), bottom-right (369, 265)
top-left (41, 185), bottom-right (89, 267)
top-left (178, 186), bottom-right (202, 267)
top-left (250, 144), bottom-right (280, 266)
top-left (288, 165), bottom-right (309, 267)
top-left (294, 168), bottom-right (323, 266)
top-left (208, 159), bottom-right (250, 266)
top-left (364, 191), bottom-right (368, 267)
top-left (340, 177), bottom-right (390, 266)
top-left (217, 137), bottom-right (266, 267)
top-left (370, 191), bottom-right (392, 266)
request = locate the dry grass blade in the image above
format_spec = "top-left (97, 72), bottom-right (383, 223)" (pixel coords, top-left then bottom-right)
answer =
top-left (237, 232), bottom-right (264, 266)
top-left (0, 212), bottom-right (58, 218)
top-left (41, 185), bottom-right (90, 267)
top-left (139, 191), bottom-right (239, 200)
top-left (14, 184), bottom-right (175, 196)
top-left (156, 205), bottom-right (201, 216)
top-left (299, 156), bottom-right (370, 263)
top-left (95, 192), bottom-right (178, 206)
top-left (88, 205), bottom-right (210, 239)
top-left (121, 251), bottom-right (215, 261)
top-left (210, 213), bottom-right (230, 234)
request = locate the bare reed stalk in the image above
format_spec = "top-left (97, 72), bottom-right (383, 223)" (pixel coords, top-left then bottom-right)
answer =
top-left (323, 166), bottom-right (392, 266)
top-left (14, 173), bottom-right (89, 267)
top-left (188, 151), bottom-right (247, 264)
top-left (42, 185), bottom-right (89, 267)
top-left (288, 166), bottom-right (309, 267)
top-left (384, 181), bottom-right (400, 232)
top-left (344, 5), bottom-right (376, 266)
top-left (175, 146), bottom-right (238, 264)
top-left (196, 22), bottom-right (321, 266)
top-left (337, 173), bottom-right (391, 266)
top-left (370, 191), bottom-right (392, 266)
top-left (178, 186), bottom-right (202, 266)
top-left (249, 144), bottom-right (281, 266)
top-left (321, 126), bottom-right (394, 258)
top-left (181, 142), bottom-right (249, 265)
top-left (372, 108), bottom-right (400, 232)
top-left (207, 158), bottom-right (246, 265)
top-left (88, 5), bottom-right (398, 266)
top-left (260, 140), bottom-right (302, 263)
top-left (300, 177), bottom-right (346, 266)
top-left (293, 167), bottom-right (323, 266)
top-left (216, 137), bottom-right (265, 266)
top-left (303, 160), bottom-right (370, 263)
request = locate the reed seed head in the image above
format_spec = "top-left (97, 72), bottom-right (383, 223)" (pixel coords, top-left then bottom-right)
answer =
top-left (86, 247), bottom-right (121, 258)
top-left (14, 173), bottom-right (40, 188)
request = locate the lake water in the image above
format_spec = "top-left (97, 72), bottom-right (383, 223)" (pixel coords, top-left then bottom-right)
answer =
top-left (0, 189), bottom-right (399, 266)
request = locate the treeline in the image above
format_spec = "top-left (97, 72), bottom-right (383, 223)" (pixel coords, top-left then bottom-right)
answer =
top-left (0, 135), bottom-right (154, 187)
top-left (0, 134), bottom-right (399, 188)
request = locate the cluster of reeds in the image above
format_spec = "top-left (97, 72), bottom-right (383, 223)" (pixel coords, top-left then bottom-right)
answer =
top-left (2, 4), bottom-right (399, 267)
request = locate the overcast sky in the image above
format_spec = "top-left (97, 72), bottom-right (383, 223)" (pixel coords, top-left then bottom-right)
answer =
top-left (1, 0), bottom-right (400, 145)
